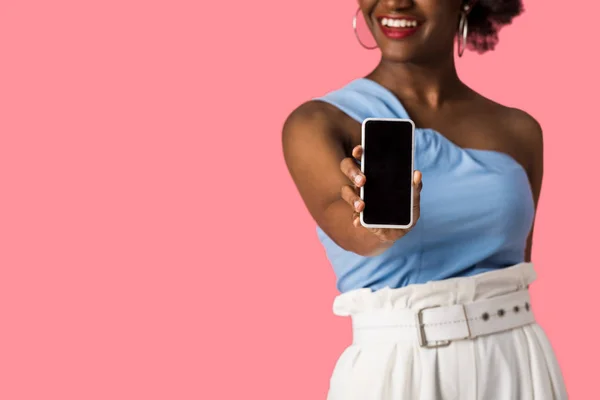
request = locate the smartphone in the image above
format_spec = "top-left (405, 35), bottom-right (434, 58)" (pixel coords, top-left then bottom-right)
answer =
top-left (360, 118), bottom-right (415, 229)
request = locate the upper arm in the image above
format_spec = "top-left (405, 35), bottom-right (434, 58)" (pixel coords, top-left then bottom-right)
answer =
top-left (283, 102), bottom-right (372, 251)
top-left (282, 102), bottom-right (409, 256)
top-left (282, 102), bottom-right (348, 223)
top-left (282, 102), bottom-right (386, 255)
top-left (512, 109), bottom-right (544, 261)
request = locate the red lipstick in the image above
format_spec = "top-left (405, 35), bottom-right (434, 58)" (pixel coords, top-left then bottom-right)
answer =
top-left (377, 15), bottom-right (422, 39)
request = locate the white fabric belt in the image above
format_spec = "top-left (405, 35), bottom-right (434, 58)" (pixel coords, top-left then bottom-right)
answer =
top-left (351, 290), bottom-right (535, 348)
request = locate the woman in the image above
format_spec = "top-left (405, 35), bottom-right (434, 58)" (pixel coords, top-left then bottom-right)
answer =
top-left (282, 0), bottom-right (567, 399)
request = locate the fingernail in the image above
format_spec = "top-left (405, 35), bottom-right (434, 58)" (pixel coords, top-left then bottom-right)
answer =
top-left (354, 175), bottom-right (364, 185)
top-left (354, 200), bottom-right (361, 210)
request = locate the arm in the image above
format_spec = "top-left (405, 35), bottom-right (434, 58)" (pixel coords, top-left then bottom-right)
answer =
top-left (515, 111), bottom-right (544, 262)
top-left (282, 102), bottom-right (399, 257)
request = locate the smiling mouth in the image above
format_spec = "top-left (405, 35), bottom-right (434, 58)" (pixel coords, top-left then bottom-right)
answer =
top-left (379, 17), bottom-right (419, 28)
top-left (377, 16), bottom-right (422, 39)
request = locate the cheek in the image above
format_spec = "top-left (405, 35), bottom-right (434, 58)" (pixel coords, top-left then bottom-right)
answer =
top-left (419, 0), bottom-right (460, 27)
top-left (358, 0), bottom-right (377, 14)
top-left (418, 0), bottom-right (461, 13)
top-left (424, 11), bottom-right (460, 41)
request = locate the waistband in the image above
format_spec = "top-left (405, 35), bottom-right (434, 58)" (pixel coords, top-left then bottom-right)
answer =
top-left (351, 289), bottom-right (535, 347)
top-left (333, 262), bottom-right (536, 317)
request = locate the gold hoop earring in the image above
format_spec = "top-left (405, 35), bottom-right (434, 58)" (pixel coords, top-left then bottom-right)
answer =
top-left (353, 7), bottom-right (378, 50)
top-left (457, 5), bottom-right (469, 57)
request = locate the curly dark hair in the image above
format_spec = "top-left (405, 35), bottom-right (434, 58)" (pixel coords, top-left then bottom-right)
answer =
top-left (465, 0), bottom-right (524, 53)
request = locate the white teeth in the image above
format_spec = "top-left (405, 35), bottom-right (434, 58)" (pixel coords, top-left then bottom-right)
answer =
top-left (382, 18), bottom-right (418, 28)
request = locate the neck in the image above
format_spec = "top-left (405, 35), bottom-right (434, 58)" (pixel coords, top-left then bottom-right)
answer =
top-left (366, 52), bottom-right (465, 109)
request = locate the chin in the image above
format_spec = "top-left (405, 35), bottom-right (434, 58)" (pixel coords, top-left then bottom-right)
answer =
top-left (380, 46), bottom-right (422, 63)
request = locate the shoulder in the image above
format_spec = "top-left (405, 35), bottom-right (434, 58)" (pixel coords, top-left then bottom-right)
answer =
top-left (478, 93), bottom-right (543, 157)
top-left (282, 78), bottom-right (366, 138)
top-left (476, 92), bottom-right (544, 175)
top-left (282, 100), bottom-right (349, 149)
top-left (478, 93), bottom-right (543, 147)
top-left (283, 101), bottom-right (335, 133)
top-left (500, 107), bottom-right (544, 181)
top-left (505, 107), bottom-right (543, 140)
top-left (504, 107), bottom-right (543, 157)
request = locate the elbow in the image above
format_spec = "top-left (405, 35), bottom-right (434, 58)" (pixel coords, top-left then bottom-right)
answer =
top-left (317, 212), bottom-right (388, 257)
top-left (323, 233), bottom-right (370, 257)
top-left (339, 243), bottom-right (370, 257)
top-left (355, 246), bottom-right (388, 258)
top-left (335, 236), bottom-right (383, 258)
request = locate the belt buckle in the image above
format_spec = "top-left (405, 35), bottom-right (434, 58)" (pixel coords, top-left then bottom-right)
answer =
top-left (415, 305), bottom-right (452, 348)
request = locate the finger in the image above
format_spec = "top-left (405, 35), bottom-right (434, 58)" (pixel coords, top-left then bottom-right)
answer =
top-left (413, 171), bottom-right (422, 199)
top-left (413, 170), bottom-right (422, 186)
top-left (341, 185), bottom-right (364, 212)
top-left (412, 171), bottom-right (422, 222)
top-left (351, 145), bottom-right (363, 161)
top-left (340, 157), bottom-right (365, 187)
top-left (353, 212), bottom-right (360, 227)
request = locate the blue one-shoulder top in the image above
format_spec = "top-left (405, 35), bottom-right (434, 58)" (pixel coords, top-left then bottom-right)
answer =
top-left (315, 78), bottom-right (535, 293)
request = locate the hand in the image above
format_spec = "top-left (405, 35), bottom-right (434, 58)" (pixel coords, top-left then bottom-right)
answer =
top-left (339, 145), bottom-right (423, 244)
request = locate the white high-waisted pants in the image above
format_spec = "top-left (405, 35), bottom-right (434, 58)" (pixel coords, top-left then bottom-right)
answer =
top-left (327, 263), bottom-right (568, 399)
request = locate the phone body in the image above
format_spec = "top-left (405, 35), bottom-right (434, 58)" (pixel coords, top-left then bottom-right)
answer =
top-left (360, 118), bottom-right (415, 229)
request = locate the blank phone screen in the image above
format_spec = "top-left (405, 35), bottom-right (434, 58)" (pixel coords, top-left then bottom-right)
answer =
top-left (362, 119), bottom-right (414, 227)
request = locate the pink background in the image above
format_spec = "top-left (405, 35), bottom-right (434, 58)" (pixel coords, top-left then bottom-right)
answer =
top-left (0, 0), bottom-right (596, 398)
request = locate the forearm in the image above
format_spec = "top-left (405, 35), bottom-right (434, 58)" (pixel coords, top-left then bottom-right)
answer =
top-left (319, 199), bottom-right (395, 257)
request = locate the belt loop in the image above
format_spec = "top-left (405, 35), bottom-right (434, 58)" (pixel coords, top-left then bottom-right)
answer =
top-left (462, 303), bottom-right (474, 339)
top-left (518, 264), bottom-right (527, 290)
top-left (457, 273), bottom-right (476, 304)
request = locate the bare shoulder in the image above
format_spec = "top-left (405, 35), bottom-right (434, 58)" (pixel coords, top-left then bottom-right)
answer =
top-left (471, 90), bottom-right (543, 176)
top-left (280, 99), bottom-right (355, 223)
top-left (502, 107), bottom-right (544, 175)
top-left (281, 100), bottom-right (353, 166)
top-left (476, 93), bottom-right (543, 145)
top-left (477, 92), bottom-right (543, 155)
top-left (282, 100), bottom-right (345, 142)
top-left (505, 107), bottom-right (543, 146)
